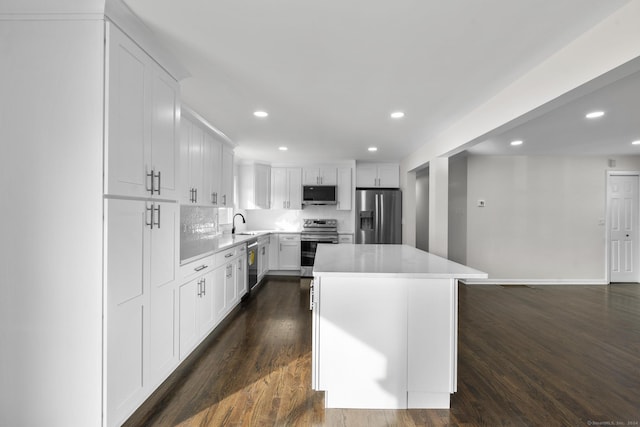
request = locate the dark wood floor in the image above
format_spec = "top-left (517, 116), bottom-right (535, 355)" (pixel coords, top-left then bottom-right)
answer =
top-left (125, 278), bottom-right (640, 427)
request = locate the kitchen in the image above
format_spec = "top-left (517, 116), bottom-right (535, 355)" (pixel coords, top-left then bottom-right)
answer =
top-left (2, 1), bottom-right (640, 426)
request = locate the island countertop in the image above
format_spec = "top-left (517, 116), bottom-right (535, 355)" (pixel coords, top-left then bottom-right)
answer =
top-left (313, 244), bottom-right (487, 279)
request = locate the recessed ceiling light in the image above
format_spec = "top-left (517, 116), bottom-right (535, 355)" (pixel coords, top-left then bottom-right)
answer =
top-left (510, 140), bottom-right (523, 146)
top-left (254, 111), bottom-right (268, 118)
top-left (632, 140), bottom-right (640, 146)
top-left (368, 147), bottom-right (378, 152)
top-left (585, 111), bottom-right (604, 119)
top-left (390, 111), bottom-right (405, 119)
top-left (278, 146), bottom-right (288, 151)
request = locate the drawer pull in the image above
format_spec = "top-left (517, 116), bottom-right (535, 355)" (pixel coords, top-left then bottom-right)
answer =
top-left (225, 253), bottom-right (234, 258)
top-left (194, 264), bottom-right (207, 272)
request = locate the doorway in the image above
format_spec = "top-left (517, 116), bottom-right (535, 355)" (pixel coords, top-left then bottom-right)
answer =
top-left (607, 172), bottom-right (640, 283)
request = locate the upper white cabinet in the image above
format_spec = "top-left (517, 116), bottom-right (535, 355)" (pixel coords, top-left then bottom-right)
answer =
top-left (356, 163), bottom-right (399, 188)
top-left (303, 167), bottom-right (337, 186)
top-left (180, 114), bottom-right (228, 206)
top-left (221, 145), bottom-right (234, 207)
top-left (203, 133), bottom-right (222, 206)
top-left (105, 25), bottom-right (179, 200)
top-left (272, 167), bottom-right (302, 209)
top-left (238, 163), bottom-right (271, 209)
top-left (336, 167), bottom-right (352, 211)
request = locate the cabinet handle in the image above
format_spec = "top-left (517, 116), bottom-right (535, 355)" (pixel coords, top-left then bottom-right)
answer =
top-left (189, 188), bottom-right (194, 203)
top-left (222, 194), bottom-right (227, 206)
top-left (194, 188), bottom-right (198, 203)
top-left (154, 204), bottom-right (161, 228)
top-left (225, 253), bottom-right (233, 258)
top-left (197, 279), bottom-right (202, 297)
top-left (155, 171), bottom-right (161, 195)
top-left (202, 278), bottom-right (206, 296)
top-left (147, 170), bottom-right (155, 195)
top-left (194, 264), bottom-right (207, 272)
top-left (145, 203), bottom-right (154, 229)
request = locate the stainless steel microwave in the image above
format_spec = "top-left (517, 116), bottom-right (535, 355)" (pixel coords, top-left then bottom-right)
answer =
top-left (302, 185), bottom-right (337, 205)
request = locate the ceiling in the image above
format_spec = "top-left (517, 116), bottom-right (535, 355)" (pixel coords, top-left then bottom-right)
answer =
top-left (122, 0), bottom-right (633, 163)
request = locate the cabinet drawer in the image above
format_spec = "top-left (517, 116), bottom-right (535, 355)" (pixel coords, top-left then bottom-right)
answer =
top-left (180, 255), bottom-right (214, 282)
top-left (338, 234), bottom-right (354, 244)
top-left (214, 243), bottom-right (245, 266)
top-left (279, 234), bottom-right (300, 242)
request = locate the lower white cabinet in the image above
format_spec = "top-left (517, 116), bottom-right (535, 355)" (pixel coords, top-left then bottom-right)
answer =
top-left (257, 236), bottom-right (269, 282)
top-left (105, 198), bottom-right (178, 427)
top-left (278, 234), bottom-right (301, 270)
top-left (179, 270), bottom-right (215, 359)
top-left (178, 244), bottom-right (247, 362)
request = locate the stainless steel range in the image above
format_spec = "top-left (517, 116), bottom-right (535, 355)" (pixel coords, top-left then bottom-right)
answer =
top-left (301, 218), bottom-right (338, 277)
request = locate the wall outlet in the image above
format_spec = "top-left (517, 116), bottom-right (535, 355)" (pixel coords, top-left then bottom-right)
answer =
top-left (477, 200), bottom-right (486, 207)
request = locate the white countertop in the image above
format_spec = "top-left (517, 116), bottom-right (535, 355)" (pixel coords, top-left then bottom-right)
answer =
top-left (313, 244), bottom-right (487, 279)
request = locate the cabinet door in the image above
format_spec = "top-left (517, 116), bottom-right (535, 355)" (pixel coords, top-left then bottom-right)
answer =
top-left (203, 133), bottom-right (222, 206)
top-left (148, 202), bottom-right (178, 381)
top-left (319, 167), bottom-right (337, 185)
top-left (269, 234), bottom-right (279, 270)
top-left (178, 279), bottom-right (199, 359)
top-left (279, 235), bottom-right (301, 270)
top-left (302, 168), bottom-right (319, 185)
top-left (377, 164), bottom-right (400, 188)
top-left (287, 168), bottom-right (302, 209)
top-left (150, 66), bottom-right (179, 200)
top-left (255, 164), bottom-right (271, 209)
top-left (271, 168), bottom-right (288, 209)
top-left (189, 124), bottom-right (204, 203)
top-left (224, 262), bottom-right (236, 309)
top-left (105, 25), bottom-right (150, 198)
top-left (337, 167), bottom-right (352, 211)
top-left (179, 118), bottom-right (193, 203)
top-left (213, 265), bottom-right (227, 323)
top-left (105, 199), bottom-right (149, 423)
top-left (236, 254), bottom-right (247, 300)
top-left (356, 165), bottom-right (378, 188)
top-left (221, 145), bottom-right (234, 207)
top-left (199, 271), bottom-right (216, 333)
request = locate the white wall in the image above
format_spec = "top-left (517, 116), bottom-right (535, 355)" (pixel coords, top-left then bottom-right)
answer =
top-left (415, 167), bottom-right (429, 251)
top-left (448, 153), bottom-right (467, 264)
top-left (0, 19), bottom-right (104, 426)
top-left (465, 155), bottom-right (640, 283)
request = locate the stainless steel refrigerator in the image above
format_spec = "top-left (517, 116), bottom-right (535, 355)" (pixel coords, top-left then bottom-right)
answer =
top-left (355, 189), bottom-right (402, 244)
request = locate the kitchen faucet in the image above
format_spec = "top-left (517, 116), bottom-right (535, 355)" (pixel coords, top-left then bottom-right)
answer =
top-left (232, 213), bottom-right (245, 234)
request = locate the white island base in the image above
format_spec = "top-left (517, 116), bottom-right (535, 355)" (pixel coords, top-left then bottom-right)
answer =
top-left (311, 244), bottom-right (487, 409)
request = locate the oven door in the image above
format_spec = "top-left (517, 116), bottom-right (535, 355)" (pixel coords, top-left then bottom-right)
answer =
top-left (300, 235), bottom-right (338, 277)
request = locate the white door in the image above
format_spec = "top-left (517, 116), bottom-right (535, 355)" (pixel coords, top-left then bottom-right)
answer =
top-left (609, 174), bottom-right (639, 282)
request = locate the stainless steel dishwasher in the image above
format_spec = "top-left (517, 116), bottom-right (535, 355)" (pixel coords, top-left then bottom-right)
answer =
top-left (247, 240), bottom-right (258, 292)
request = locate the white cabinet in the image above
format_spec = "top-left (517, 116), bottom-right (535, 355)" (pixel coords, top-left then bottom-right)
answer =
top-left (269, 233), bottom-right (280, 271)
top-left (272, 167), bottom-right (302, 209)
top-left (180, 115), bottom-right (226, 206)
top-left (303, 167), bottom-right (337, 185)
top-left (180, 117), bottom-right (204, 204)
top-left (238, 163), bottom-right (271, 209)
top-left (203, 133), bottom-right (222, 206)
top-left (338, 234), bottom-right (354, 244)
top-left (221, 145), bottom-right (234, 207)
top-left (213, 245), bottom-right (246, 320)
top-left (336, 167), bottom-right (352, 211)
top-left (257, 236), bottom-right (270, 282)
top-left (105, 198), bottom-right (178, 426)
top-left (278, 234), bottom-right (301, 270)
top-left (105, 25), bottom-right (178, 200)
top-left (178, 269), bottom-right (215, 359)
top-left (356, 163), bottom-right (399, 188)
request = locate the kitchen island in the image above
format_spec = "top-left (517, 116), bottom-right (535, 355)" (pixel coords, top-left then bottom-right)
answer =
top-left (311, 244), bottom-right (487, 409)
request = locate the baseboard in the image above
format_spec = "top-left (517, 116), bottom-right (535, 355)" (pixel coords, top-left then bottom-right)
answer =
top-left (461, 278), bottom-right (609, 286)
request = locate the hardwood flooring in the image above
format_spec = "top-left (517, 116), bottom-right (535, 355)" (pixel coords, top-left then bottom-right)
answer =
top-left (124, 279), bottom-right (640, 427)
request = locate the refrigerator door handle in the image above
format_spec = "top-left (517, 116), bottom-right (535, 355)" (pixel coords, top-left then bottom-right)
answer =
top-left (374, 193), bottom-right (380, 243)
